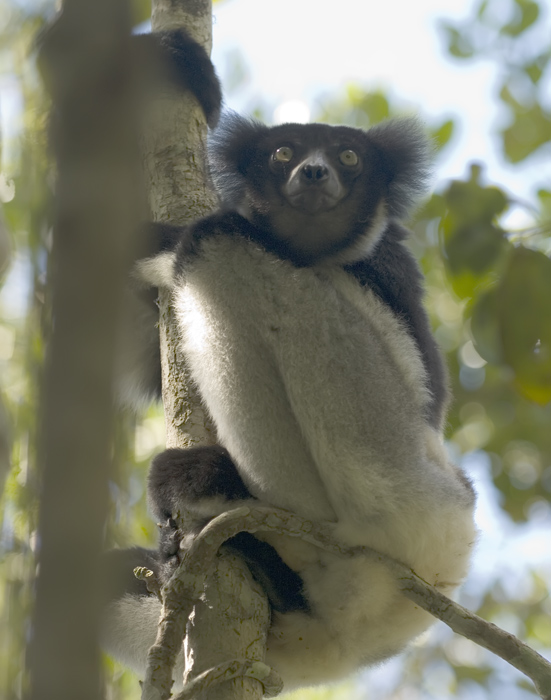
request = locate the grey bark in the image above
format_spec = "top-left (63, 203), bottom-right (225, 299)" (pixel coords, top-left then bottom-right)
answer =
top-left (141, 2), bottom-right (271, 699)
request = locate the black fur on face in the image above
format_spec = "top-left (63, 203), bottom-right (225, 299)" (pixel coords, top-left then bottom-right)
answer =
top-left (209, 114), bottom-right (431, 264)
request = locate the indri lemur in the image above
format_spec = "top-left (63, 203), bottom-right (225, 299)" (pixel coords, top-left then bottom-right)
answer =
top-left (103, 29), bottom-right (476, 691)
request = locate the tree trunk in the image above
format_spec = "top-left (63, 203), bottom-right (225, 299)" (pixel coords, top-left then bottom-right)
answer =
top-left (29, 2), bottom-right (146, 699)
top-left (143, 2), bottom-right (271, 699)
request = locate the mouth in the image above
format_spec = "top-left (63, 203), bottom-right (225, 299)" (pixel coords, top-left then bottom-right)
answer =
top-left (286, 190), bottom-right (339, 214)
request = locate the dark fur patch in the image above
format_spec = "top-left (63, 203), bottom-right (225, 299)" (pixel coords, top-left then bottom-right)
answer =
top-left (133, 29), bottom-right (222, 128)
top-left (346, 222), bottom-right (449, 427)
top-left (148, 445), bottom-right (251, 521)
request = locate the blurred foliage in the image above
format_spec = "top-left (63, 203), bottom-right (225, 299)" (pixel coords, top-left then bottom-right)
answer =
top-left (132, 0), bottom-right (153, 25)
top-left (435, 0), bottom-right (551, 526)
top-left (0, 2), bottom-right (160, 698)
top-left (441, 0), bottom-right (551, 164)
top-left (0, 2), bottom-right (52, 696)
top-left (0, 0), bottom-right (549, 699)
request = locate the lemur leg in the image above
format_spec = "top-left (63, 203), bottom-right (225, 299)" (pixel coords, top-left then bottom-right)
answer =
top-left (148, 445), bottom-right (309, 613)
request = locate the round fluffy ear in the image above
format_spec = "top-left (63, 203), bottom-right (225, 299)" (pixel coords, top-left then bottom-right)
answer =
top-left (208, 112), bottom-right (270, 207)
top-left (367, 117), bottom-right (433, 220)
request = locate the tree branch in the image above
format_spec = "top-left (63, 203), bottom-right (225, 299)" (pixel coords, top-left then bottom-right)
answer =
top-left (147, 506), bottom-right (551, 700)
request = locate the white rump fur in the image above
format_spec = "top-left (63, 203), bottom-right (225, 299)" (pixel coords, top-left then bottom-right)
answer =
top-left (114, 235), bottom-right (476, 689)
top-left (133, 250), bottom-right (177, 289)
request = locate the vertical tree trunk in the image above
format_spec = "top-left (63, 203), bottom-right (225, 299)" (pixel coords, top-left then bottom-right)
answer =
top-left (146, 0), bottom-right (218, 449)
top-left (143, 2), bottom-right (271, 698)
top-left (29, 2), bottom-right (145, 699)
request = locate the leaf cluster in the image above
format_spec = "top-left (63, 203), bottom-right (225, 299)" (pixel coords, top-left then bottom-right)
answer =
top-left (441, 0), bottom-right (551, 163)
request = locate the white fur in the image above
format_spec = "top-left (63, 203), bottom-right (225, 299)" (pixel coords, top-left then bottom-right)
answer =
top-left (163, 234), bottom-right (477, 688)
top-left (134, 251), bottom-right (177, 289)
top-left (114, 286), bottom-right (161, 408)
top-left (330, 200), bottom-right (389, 265)
top-left (101, 595), bottom-right (186, 685)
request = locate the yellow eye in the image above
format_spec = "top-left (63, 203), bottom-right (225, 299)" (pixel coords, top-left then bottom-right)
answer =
top-left (339, 149), bottom-right (359, 166)
top-left (274, 146), bottom-right (294, 163)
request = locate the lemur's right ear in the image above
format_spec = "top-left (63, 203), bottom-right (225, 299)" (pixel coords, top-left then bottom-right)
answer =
top-left (366, 117), bottom-right (432, 219)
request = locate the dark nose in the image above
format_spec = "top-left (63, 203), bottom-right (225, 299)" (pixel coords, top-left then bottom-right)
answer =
top-left (301, 164), bottom-right (328, 182)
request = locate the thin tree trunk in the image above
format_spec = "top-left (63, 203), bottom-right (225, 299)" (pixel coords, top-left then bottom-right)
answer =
top-left (142, 2), bottom-right (271, 699)
top-left (29, 2), bottom-right (146, 699)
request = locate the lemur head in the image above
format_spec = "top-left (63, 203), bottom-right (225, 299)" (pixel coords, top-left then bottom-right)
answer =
top-left (209, 114), bottom-right (431, 265)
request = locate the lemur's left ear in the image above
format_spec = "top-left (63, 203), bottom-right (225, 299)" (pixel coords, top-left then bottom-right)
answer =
top-left (367, 117), bottom-right (432, 220)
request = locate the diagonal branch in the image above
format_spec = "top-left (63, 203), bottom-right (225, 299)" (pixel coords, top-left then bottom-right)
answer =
top-left (144, 505), bottom-right (551, 700)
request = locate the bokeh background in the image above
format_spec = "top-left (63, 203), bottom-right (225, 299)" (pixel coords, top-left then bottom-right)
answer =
top-left (0, 0), bottom-right (550, 698)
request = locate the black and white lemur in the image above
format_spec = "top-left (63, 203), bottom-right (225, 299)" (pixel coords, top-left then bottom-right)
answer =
top-left (103, 29), bottom-right (476, 691)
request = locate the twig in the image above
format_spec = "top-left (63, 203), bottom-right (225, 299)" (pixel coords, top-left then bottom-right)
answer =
top-left (171, 660), bottom-right (283, 700)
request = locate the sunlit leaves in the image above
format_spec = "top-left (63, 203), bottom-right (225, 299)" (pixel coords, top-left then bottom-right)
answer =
top-left (501, 0), bottom-right (539, 36)
top-left (350, 89), bottom-right (390, 124)
top-left (523, 50), bottom-right (550, 84)
top-left (316, 86), bottom-right (391, 128)
top-left (440, 24), bottom-right (474, 59)
top-left (443, 0), bottom-right (542, 49)
top-left (317, 88), bottom-right (456, 163)
top-left (441, 0), bottom-right (550, 163)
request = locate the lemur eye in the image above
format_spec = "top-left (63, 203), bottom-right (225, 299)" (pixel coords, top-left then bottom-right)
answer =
top-left (274, 146), bottom-right (294, 163)
top-left (339, 149), bottom-right (359, 166)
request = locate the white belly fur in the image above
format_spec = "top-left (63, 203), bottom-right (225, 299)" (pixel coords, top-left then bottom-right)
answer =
top-left (171, 236), bottom-right (476, 687)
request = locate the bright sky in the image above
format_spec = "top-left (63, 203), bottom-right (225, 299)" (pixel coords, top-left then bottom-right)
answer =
top-left (211, 0), bottom-right (551, 224)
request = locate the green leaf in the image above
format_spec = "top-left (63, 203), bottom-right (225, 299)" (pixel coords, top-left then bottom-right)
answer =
top-left (476, 0), bottom-right (489, 21)
top-left (498, 247), bottom-right (551, 403)
top-left (524, 61), bottom-right (543, 84)
top-left (537, 189), bottom-right (551, 219)
top-left (430, 119), bottom-right (455, 151)
top-left (353, 90), bottom-right (390, 125)
top-left (444, 220), bottom-right (505, 275)
top-left (501, 102), bottom-right (551, 162)
top-left (440, 167), bottom-right (509, 284)
top-left (443, 165), bottom-right (508, 223)
top-left (440, 23), bottom-right (475, 59)
top-left (415, 192), bottom-right (446, 220)
top-left (499, 84), bottom-right (519, 109)
top-left (502, 0), bottom-right (540, 37)
top-left (470, 248), bottom-right (551, 404)
top-left (471, 287), bottom-right (504, 364)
